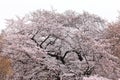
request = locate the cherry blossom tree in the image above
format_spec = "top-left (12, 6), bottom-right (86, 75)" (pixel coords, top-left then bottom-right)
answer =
top-left (104, 22), bottom-right (120, 58)
top-left (2, 10), bottom-right (120, 80)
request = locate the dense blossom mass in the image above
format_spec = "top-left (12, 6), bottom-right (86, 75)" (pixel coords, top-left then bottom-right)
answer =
top-left (0, 10), bottom-right (120, 80)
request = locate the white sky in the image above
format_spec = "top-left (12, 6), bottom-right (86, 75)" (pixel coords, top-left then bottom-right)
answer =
top-left (0, 0), bottom-right (120, 31)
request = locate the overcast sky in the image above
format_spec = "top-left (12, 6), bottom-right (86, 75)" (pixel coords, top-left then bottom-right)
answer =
top-left (0, 0), bottom-right (120, 31)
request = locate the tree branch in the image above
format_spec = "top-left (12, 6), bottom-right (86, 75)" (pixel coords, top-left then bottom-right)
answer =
top-left (40, 34), bottom-right (51, 48)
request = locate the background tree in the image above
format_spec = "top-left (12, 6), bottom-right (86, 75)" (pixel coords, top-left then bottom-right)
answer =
top-left (0, 34), bottom-right (13, 80)
top-left (105, 22), bottom-right (120, 58)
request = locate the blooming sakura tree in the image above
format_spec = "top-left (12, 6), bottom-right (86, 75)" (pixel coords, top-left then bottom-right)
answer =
top-left (1, 10), bottom-right (120, 80)
top-left (104, 22), bottom-right (120, 58)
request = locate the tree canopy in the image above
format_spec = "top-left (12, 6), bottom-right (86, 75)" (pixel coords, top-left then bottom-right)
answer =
top-left (1, 10), bottom-right (120, 80)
